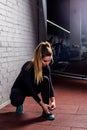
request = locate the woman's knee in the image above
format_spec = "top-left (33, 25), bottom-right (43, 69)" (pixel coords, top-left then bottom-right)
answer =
top-left (43, 76), bottom-right (49, 83)
top-left (42, 76), bottom-right (50, 89)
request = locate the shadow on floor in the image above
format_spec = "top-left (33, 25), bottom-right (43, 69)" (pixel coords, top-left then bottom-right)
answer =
top-left (0, 112), bottom-right (47, 130)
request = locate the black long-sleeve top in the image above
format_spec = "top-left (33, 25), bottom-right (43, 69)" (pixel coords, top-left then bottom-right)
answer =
top-left (12, 61), bottom-right (54, 103)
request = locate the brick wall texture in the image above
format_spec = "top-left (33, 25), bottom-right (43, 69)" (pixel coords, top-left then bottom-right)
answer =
top-left (0, 0), bottom-right (39, 108)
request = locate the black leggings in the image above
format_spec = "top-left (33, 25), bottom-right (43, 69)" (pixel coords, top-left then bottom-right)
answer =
top-left (10, 76), bottom-right (50, 106)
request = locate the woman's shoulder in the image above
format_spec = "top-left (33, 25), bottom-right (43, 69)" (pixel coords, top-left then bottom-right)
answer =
top-left (22, 61), bottom-right (33, 71)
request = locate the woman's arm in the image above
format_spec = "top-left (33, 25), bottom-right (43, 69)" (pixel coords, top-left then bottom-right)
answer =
top-left (47, 66), bottom-right (56, 110)
top-left (22, 64), bottom-right (41, 103)
top-left (50, 97), bottom-right (56, 110)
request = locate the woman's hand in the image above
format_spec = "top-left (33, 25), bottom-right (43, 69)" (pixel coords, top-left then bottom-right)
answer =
top-left (43, 103), bottom-right (51, 114)
top-left (49, 97), bottom-right (56, 111)
top-left (49, 101), bottom-right (56, 110)
top-left (39, 101), bottom-right (50, 114)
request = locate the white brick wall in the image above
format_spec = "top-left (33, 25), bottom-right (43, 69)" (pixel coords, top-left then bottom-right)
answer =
top-left (0, 0), bottom-right (39, 108)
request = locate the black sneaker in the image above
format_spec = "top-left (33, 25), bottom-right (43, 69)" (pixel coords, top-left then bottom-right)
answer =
top-left (41, 112), bottom-right (55, 120)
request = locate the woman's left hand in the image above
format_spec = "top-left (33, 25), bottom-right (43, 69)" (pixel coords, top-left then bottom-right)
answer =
top-left (49, 101), bottom-right (56, 111)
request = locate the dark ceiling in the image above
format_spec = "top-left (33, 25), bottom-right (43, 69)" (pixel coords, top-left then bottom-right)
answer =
top-left (47, 0), bottom-right (70, 35)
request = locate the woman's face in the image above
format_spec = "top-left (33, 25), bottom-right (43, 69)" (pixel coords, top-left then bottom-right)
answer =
top-left (42, 56), bottom-right (52, 67)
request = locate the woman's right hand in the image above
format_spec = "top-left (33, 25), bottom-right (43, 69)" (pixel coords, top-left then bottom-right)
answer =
top-left (39, 101), bottom-right (50, 114)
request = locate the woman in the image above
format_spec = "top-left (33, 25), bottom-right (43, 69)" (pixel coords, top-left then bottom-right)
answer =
top-left (10, 41), bottom-right (56, 120)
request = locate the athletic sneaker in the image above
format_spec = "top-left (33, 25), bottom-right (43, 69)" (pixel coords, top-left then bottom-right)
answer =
top-left (16, 105), bottom-right (24, 114)
top-left (41, 111), bottom-right (55, 120)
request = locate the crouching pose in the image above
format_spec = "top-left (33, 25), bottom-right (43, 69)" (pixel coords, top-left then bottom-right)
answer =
top-left (10, 41), bottom-right (56, 120)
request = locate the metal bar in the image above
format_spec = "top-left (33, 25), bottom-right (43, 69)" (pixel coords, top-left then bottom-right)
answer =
top-left (47, 19), bottom-right (70, 34)
top-left (51, 71), bottom-right (87, 80)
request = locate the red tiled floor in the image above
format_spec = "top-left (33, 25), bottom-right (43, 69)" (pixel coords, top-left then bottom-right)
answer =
top-left (1, 76), bottom-right (87, 130)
